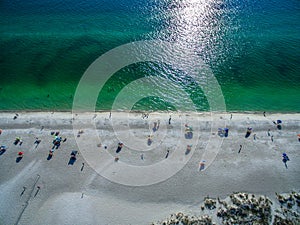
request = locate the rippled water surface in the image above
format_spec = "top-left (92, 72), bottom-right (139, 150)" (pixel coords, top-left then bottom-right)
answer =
top-left (0, 0), bottom-right (299, 111)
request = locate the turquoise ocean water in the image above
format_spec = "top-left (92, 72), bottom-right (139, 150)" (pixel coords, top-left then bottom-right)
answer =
top-left (0, 0), bottom-right (299, 112)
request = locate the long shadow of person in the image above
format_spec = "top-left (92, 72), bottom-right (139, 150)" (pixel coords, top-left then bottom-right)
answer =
top-left (16, 156), bottom-right (23, 163)
top-left (185, 145), bottom-right (192, 155)
top-left (68, 157), bottom-right (76, 165)
top-left (68, 151), bottom-right (78, 165)
top-left (0, 150), bottom-right (6, 155)
top-left (245, 128), bottom-right (252, 138)
top-left (47, 155), bottom-right (52, 160)
top-left (283, 159), bottom-right (288, 169)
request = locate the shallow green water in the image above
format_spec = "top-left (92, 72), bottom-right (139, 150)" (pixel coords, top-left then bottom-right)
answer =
top-left (0, 0), bottom-right (299, 112)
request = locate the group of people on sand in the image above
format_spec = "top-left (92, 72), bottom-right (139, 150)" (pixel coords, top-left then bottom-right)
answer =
top-left (0, 127), bottom-right (80, 164)
top-left (48, 131), bottom-right (68, 158)
top-left (71, 114), bottom-right (298, 169)
top-left (240, 117), bottom-right (293, 169)
top-left (111, 116), bottom-right (203, 170)
top-left (184, 124), bottom-right (204, 170)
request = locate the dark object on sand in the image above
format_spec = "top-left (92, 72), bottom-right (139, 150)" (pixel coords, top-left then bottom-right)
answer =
top-left (47, 149), bottom-right (54, 160)
top-left (16, 151), bottom-right (24, 163)
top-left (116, 143), bottom-right (123, 153)
top-left (224, 128), bottom-right (229, 137)
top-left (34, 186), bottom-right (41, 197)
top-left (185, 145), bottom-right (192, 155)
top-left (34, 138), bottom-right (41, 148)
top-left (238, 145), bottom-right (242, 153)
top-left (16, 157), bottom-right (23, 163)
top-left (52, 136), bottom-right (62, 149)
top-left (277, 120), bottom-right (282, 130)
top-left (0, 145), bottom-right (7, 155)
top-left (218, 128), bottom-right (229, 137)
top-left (165, 150), bottom-right (170, 158)
top-left (71, 150), bottom-right (78, 158)
top-left (185, 125), bottom-right (193, 139)
top-left (245, 128), bottom-right (252, 138)
top-left (20, 187), bottom-right (26, 196)
top-left (14, 137), bottom-right (21, 145)
top-left (68, 150), bottom-right (78, 165)
top-left (147, 136), bottom-right (152, 146)
top-left (153, 121), bottom-right (159, 132)
top-left (273, 120), bottom-right (282, 130)
top-left (199, 161), bottom-right (205, 171)
top-left (282, 153), bottom-right (290, 169)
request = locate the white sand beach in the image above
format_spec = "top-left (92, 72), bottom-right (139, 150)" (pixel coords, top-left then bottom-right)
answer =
top-left (0, 111), bottom-right (299, 224)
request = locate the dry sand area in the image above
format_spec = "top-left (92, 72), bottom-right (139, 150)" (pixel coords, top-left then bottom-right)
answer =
top-left (0, 111), bottom-right (299, 224)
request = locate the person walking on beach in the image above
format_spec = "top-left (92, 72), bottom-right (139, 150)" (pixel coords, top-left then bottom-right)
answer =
top-left (267, 129), bottom-right (271, 136)
top-left (282, 153), bottom-right (290, 169)
top-left (253, 134), bottom-right (256, 140)
top-left (271, 135), bottom-right (274, 142)
top-left (34, 138), bottom-right (41, 148)
top-left (238, 145), bottom-right (242, 153)
top-left (165, 150), bottom-right (170, 158)
top-left (168, 116), bottom-right (171, 125)
top-left (263, 111), bottom-right (266, 117)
